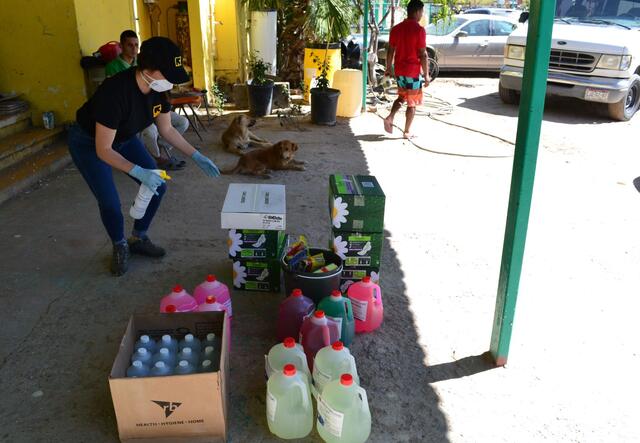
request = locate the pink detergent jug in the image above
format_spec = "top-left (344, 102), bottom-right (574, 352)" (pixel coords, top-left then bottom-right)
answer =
top-left (193, 275), bottom-right (232, 317)
top-left (196, 295), bottom-right (225, 312)
top-left (347, 276), bottom-right (383, 333)
top-left (276, 289), bottom-right (315, 342)
top-left (160, 285), bottom-right (198, 313)
top-left (299, 310), bottom-right (341, 371)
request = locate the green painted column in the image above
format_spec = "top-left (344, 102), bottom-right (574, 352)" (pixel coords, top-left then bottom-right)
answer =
top-left (362, 0), bottom-right (369, 111)
top-left (490, 0), bottom-right (556, 366)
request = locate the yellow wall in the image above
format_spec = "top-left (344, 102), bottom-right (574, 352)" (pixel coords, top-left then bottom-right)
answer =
top-left (214, 0), bottom-right (241, 82)
top-left (134, 0), bottom-right (152, 41)
top-left (74, 0), bottom-right (136, 56)
top-left (188, 0), bottom-right (215, 92)
top-left (0, 0), bottom-right (87, 124)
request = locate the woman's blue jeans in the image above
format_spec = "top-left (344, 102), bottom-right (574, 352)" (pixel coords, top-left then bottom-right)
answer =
top-left (67, 124), bottom-right (166, 244)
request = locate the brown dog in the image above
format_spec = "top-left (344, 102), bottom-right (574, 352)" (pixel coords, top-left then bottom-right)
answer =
top-left (221, 140), bottom-right (306, 178)
top-left (221, 114), bottom-right (271, 155)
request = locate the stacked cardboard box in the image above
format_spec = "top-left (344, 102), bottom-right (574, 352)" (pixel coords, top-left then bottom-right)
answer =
top-left (222, 184), bottom-right (286, 292)
top-left (329, 175), bottom-right (386, 292)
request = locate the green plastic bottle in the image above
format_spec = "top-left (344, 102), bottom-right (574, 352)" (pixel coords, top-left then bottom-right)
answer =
top-left (266, 363), bottom-right (313, 439)
top-left (317, 374), bottom-right (371, 443)
top-left (318, 290), bottom-right (356, 346)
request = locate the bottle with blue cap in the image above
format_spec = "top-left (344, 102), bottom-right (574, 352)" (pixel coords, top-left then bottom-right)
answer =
top-left (177, 347), bottom-right (199, 366)
top-left (175, 360), bottom-right (197, 375)
top-left (134, 335), bottom-right (157, 353)
top-left (126, 360), bottom-right (150, 378)
top-left (131, 347), bottom-right (153, 366)
top-left (200, 359), bottom-right (215, 373)
top-left (159, 334), bottom-right (178, 353)
top-left (150, 361), bottom-right (174, 377)
top-left (152, 347), bottom-right (176, 367)
top-left (179, 334), bottom-right (201, 353)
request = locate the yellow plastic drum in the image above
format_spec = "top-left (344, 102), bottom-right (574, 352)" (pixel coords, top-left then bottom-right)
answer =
top-left (304, 43), bottom-right (342, 102)
top-left (333, 69), bottom-right (363, 118)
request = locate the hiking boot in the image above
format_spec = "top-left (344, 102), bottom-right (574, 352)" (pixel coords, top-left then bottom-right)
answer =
top-left (111, 242), bottom-right (130, 276)
top-left (128, 237), bottom-right (166, 258)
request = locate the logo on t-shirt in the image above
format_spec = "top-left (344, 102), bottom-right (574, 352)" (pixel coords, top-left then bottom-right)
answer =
top-left (174, 56), bottom-right (182, 67)
top-left (153, 104), bottom-right (162, 117)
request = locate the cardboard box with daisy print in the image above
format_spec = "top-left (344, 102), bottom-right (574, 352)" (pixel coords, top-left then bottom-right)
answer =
top-left (331, 231), bottom-right (383, 268)
top-left (330, 175), bottom-right (385, 233)
top-left (232, 259), bottom-right (282, 292)
top-left (227, 229), bottom-right (286, 260)
top-left (339, 269), bottom-right (381, 293)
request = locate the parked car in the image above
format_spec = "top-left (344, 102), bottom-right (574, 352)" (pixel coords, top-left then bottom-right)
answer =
top-left (427, 14), bottom-right (520, 71)
top-left (463, 7), bottom-right (524, 21)
top-left (499, 0), bottom-right (640, 121)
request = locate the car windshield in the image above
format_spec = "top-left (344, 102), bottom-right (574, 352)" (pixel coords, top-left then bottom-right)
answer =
top-left (427, 17), bottom-right (468, 36)
top-left (556, 0), bottom-right (640, 26)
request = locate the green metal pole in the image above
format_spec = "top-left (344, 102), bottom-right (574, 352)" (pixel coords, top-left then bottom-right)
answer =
top-left (362, 0), bottom-right (369, 111)
top-left (489, 0), bottom-right (556, 366)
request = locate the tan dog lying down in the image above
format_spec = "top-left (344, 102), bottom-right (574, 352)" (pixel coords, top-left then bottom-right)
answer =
top-left (221, 114), bottom-right (271, 155)
top-left (221, 140), bottom-right (306, 179)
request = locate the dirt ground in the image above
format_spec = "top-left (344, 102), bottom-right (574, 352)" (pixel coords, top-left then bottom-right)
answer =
top-left (1, 76), bottom-right (639, 442)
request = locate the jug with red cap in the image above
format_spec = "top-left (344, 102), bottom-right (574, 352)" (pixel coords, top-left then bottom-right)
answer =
top-left (346, 276), bottom-right (383, 333)
top-left (276, 288), bottom-right (314, 342)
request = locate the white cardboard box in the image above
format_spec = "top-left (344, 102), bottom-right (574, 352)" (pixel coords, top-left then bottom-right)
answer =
top-left (221, 184), bottom-right (286, 230)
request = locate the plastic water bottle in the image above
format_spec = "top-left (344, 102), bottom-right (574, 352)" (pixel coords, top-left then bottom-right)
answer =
top-left (317, 374), bottom-right (371, 443)
top-left (201, 345), bottom-right (216, 362)
top-left (179, 334), bottom-right (201, 353)
top-left (131, 347), bottom-right (153, 366)
top-left (177, 347), bottom-right (199, 366)
top-left (313, 341), bottom-right (359, 395)
top-left (347, 276), bottom-right (384, 333)
top-left (134, 334), bottom-right (157, 353)
top-left (175, 359), bottom-right (197, 375)
top-left (318, 290), bottom-right (356, 346)
top-left (276, 289), bottom-right (315, 342)
top-left (152, 347), bottom-right (176, 367)
top-left (299, 310), bottom-right (341, 371)
top-left (203, 333), bottom-right (216, 349)
top-left (129, 169), bottom-right (170, 219)
top-left (193, 275), bottom-right (232, 316)
top-left (200, 359), bottom-right (215, 373)
top-left (266, 337), bottom-right (311, 381)
top-left (160, 285), bottom-right (198, 313)
top-left (159, 334), bottom-right (178, 354)
top-left (126, 360), bottom-right (150, 378)
top-left (266, 364), bottom-right (313, 439)
top-left (150, 360), bottom-right (174, 377)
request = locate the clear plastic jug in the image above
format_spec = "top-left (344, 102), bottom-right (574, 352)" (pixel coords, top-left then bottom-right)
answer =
top-left (346, 277), bottom-right (383, 333)
top-left (266, 337), bottom-right (311, 381)
top-left (299, 310), bottom-right (341, 371)
top-left (313, 341), bottom-right (359, 395)
top-left (193, 275), bottom-right (232, 316)
top-left (318, 290), bottom-right (356, 346)
top-left (160, 285), bottom-right (198, 313)
top-left (152, 347), bottom-right (176, 368)
top-left (317, 374), bottom-right (371, 443)
top-left (266, 364), bottom-right (313, 439)
top-left (276, 289), bottom-right (315, 342)
top-left (131, 347), bottom-right (152, 366)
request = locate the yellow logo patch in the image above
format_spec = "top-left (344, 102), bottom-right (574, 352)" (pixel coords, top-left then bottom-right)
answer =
top-left (153, 104), bottom-right (162, 117)
top-left (174, 56), bottom-right (182, 67)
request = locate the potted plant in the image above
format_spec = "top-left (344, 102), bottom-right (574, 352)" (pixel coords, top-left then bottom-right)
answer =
top-left (310, 51), bottom-right (341, 126)
top-left (247, 53), bottom-right (274, 117)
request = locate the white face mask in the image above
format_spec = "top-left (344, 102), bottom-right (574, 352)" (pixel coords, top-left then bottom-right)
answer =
top-left (141, 71), bottom-right (173, 92)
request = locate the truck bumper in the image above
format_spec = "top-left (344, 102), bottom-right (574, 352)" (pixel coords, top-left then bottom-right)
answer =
top-left (500, 65), bottom-right (630, 104)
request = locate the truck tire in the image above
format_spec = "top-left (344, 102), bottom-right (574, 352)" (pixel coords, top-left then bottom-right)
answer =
top-left (608, 77), bottom-right (639, 121)
top-left (499, 81), bottom-right (519, 105)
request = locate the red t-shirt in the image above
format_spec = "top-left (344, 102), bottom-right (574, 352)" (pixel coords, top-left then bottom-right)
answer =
top-left (389, 19), bottom-right (427, 78)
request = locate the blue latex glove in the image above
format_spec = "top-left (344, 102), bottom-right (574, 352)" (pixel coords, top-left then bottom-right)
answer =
top-left (128, 165), bottom-right (165, 195)
top-left (191, 151), bottom-right (221, 177)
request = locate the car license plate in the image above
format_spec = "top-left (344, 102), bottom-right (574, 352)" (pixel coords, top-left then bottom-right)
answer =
top-left (585, 88), bottom-right (610, 102)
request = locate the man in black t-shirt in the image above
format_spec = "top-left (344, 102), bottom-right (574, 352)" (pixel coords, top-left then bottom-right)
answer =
top-left (70, 37), bottom-right (220, 276)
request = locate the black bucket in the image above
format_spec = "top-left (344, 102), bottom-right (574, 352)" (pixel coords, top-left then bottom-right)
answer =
top-left (248, 81), bottom-right (274, 117)
top-left (281, 248), bottom-right (343, 304)
top-left (310, 88), bottom-right (341, 126)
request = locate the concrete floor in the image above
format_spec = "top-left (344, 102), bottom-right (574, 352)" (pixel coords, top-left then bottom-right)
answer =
top-left (1, 77), bottom-right (639, 442)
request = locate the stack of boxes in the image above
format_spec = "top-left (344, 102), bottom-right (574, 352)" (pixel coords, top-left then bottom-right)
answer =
top-left (221, 184), bottom-right (287, 292)
top-left (328, 175), bottom-right (386, 292)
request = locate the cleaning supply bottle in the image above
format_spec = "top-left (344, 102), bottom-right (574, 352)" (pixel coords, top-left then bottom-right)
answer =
top-left (126, 360), bottom-right (150, 378)
top-left (179, 334), bottom-right (201, 353)
top-left (201, 345), bottom-right (216, 364)
top-left (129, 170), bottom-right (171, 219)
top-left (159, 334), bottom-right (179, 354)
top-left (313, 341), bottom-right (359, 395)
top-left (160, 285), bottom-right (198, 313)
top-left (346, 276), bottom-right (384, 333)
top-left (276, 289), bottom-right (315, 342)
top-left (318, 290), bottom-right (356, 346)
top-left (200, 359), bottom-right (215, 373)
top-left (152, 347), bottom-right (176, 368)
top-left (193, 275), bottom-right (232, 317)
top-left (150, 361), bottom-right (174, 377)
top-left (266, 364), bottom-right (313, 439)
top-left (131, 347), bottom-right (153, 366)
top-left (266, 337), bottom-right (311, 381)
top-left (317, 374), bottom-right (371, 443)
top-left (202, 333), bottom-right (216, 349)
top-left (196, 296), bottom-right (226, 313)
top-left (177, 347), bottom-right (199, 366)
top-left (299, 311), bottom-right (341, 371)
top-left (175, 360), bottom-right (197, 375)
top-left (134, 334), bottom-right (157, 353)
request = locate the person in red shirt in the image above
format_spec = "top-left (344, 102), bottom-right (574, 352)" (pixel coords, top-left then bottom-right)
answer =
top-left (384, 0), bottom-right (430, 139)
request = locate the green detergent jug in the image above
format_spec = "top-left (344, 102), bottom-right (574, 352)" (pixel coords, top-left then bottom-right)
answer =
top-left (313, 341), bottom-right (359, 396)
top-left (317, 374), bottom-right (371, 443)
top-left (266, 364), bottom-right (313, 439)
top-left (318, 290), bottom-right (356, 346)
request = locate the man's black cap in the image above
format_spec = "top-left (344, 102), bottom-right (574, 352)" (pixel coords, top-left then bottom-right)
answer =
top-left (139, 37), bottom-right (189, 84)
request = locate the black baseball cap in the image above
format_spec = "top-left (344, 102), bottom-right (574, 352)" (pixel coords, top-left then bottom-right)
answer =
top-left (139, 37), bottom-right (190, 84)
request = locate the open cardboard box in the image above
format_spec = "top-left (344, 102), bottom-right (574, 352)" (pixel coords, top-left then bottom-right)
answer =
top-left (109, 312), bottom-right (229, 442)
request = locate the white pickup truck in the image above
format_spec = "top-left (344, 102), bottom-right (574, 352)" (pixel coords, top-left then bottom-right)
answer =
top-left (499, 0), bottom-right (640, 121)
